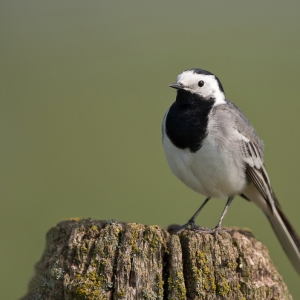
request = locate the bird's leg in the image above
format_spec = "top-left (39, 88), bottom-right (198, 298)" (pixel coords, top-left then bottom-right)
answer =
top-left (175, 197), bottom-right (211, 234)
top-left (195, 196), bottom-right (234, 238)
top-left (187, 197), bottom-right (211, 227)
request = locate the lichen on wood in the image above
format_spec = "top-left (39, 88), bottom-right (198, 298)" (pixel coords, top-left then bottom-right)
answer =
top-left (21, 220), bottom-right (292, 300)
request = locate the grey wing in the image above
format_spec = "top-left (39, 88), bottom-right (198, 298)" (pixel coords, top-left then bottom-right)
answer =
top-left (241, 141), bottom-right (276, 212)
top-left (221, 102), bottom-right (300, 274)
top-left (224, 100), bottom-right (276, 212)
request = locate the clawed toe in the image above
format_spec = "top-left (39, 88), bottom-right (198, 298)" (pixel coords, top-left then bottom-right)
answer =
top-left (174, 221), bottom-right (207, 234)
top-left (174, 221), bottom-right (194, 234)
top-left (194, 225), bottom-right (228, 239)
top-left (173, 220), bottom-right (228, 239)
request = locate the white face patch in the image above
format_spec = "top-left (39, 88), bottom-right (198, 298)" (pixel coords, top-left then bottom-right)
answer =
top-left (176, 70), bottom-right (225, 106)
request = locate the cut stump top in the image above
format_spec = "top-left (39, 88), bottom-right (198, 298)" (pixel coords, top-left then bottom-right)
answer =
top-left (21, 219), bottom-right (292, 300)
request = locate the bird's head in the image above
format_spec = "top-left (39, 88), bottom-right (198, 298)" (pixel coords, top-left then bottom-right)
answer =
top-left (169, 68), bottom-right (225, 105)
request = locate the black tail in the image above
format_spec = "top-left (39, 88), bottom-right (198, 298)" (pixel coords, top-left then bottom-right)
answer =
top-left (267, 203), bottom-right (300, 274)
top-left (275, 203), bottom-right (300, 253)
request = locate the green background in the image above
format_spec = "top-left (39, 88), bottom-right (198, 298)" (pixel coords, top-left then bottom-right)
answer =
top-left (1, 1), bottom-right (300, 298)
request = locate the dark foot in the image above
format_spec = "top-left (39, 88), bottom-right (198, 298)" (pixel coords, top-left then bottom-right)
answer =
top-left (195, 225), bottom-right (228, 239)
top-left (173, 220), bottom-right (208, 234)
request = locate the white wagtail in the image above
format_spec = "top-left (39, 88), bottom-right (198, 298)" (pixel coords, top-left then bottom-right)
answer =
top-left (162, 68), bottom-right (300, 274)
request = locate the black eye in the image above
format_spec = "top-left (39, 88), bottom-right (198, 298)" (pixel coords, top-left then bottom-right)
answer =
top-left (198, 80), bottom-right (204, 87)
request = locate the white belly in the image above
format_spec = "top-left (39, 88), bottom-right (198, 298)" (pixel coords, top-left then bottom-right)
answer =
top-left (163, 134), bottom-right (247, 198)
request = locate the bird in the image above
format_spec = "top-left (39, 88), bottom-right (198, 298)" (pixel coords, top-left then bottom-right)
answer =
top-left (162, 68), bottom-right (300, 274)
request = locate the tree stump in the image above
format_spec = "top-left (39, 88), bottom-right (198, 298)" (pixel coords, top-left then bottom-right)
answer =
top-left (21, 219), bottom-right (292, 300)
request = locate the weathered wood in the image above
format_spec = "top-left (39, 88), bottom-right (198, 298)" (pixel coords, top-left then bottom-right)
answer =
top-left (21, 219), bottom-right (292, 300)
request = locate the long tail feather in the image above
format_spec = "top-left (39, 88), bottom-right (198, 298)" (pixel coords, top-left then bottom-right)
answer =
top-left (267, 205), bottom-right (300, 274)
top-left (243, 183), bottom-right (300, 274)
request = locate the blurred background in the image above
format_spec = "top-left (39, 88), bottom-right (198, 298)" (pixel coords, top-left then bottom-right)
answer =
top-left (1, 1), bottom-right (300, 298)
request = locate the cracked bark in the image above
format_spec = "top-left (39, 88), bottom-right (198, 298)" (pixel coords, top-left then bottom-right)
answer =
top-left (21, 219), bottom-right (292, 300)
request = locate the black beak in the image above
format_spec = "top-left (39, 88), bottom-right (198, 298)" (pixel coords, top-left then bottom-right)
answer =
top-left (169, 83), bottom-right (185, 90)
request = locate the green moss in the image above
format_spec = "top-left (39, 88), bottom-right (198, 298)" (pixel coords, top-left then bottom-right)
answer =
top-left (140, 274), bottom-right (164, 299)
top-left (88, 225), bottom-right (100, 237)
top-left (196, 251), bottom-right (207, 264)
top-left (226, 260), bottom-right (238, 270)
top-left (217, 277), bottom-right (230, 296)
top-left (167, 271), bottom-right (186, 300)
top-left (50, 266), bottom-right (64, 280)
top-left (69, 271), bottom-right (111, 300)
top-left (114, 289), bottom-right (126, 299)
top-left (192, 266), bottom-right (204, 295)
top-left (81, 243), bottom-right (89, 253)
top-left (237, 256), bottom-right (250, 278)
top-left (129, 224), bottom-right (140, 254)
top-left (141, 289), bottom-right (158, 299)
top-left (155, 274), bottom-right (164, 299)
top-left (147, 226), bottom-right (164, 249)
top-left (193, 250), bottom-right (217, 294)
top-left (209, 276), bottom-right (216, 291)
